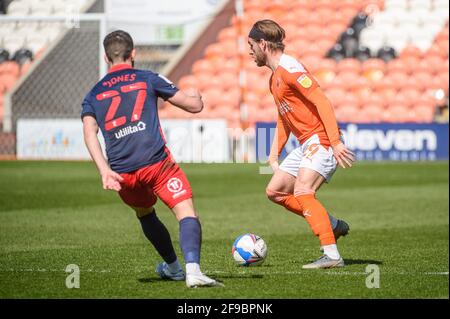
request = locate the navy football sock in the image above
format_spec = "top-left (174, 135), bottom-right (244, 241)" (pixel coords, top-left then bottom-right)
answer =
top-left (179, 217), bottom-right (202, 264)
top-left (138, 211), bottom-right (177, 264)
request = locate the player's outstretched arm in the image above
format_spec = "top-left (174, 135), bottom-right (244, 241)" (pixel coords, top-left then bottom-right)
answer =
top-left (82, 116), bottom-right (124, 191)
top-left (167, 88), bottom-right (204, 113)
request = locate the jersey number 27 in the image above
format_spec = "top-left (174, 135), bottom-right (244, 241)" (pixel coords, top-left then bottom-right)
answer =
top-left (96, 82), bottom-right (147, 131)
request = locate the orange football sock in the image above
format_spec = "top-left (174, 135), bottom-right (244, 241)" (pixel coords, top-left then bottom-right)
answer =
top-left (266, 189), bottom-right (304, 217)
top-left (295, 192), bottom-right (335, 246)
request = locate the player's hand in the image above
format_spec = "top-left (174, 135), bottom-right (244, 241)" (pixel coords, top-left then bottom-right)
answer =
top-left (332, 142), bottom-right (355, 169)
top-left (101, 169), bottom-right (124, 192)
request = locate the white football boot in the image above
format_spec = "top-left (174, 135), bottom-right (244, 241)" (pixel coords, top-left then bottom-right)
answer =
top-left (186, 273), bottom-right (224, 288)
top-left (302, 255), bottom-right (345, 269)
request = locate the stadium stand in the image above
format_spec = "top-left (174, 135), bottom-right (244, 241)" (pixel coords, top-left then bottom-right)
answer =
top-left (166, 0), bottom-right (448, 126)
top-left (0, 0), bottom-right (93, 125)
top-left (0, 0), bottom-right (449, 157)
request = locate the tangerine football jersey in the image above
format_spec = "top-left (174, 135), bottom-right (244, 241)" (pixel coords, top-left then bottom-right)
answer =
top-left (269, 54), bottom-right (341, 155)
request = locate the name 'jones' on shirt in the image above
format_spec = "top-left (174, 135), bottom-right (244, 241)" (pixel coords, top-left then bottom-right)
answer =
top-left (103, 74), bottom-right (137, 88)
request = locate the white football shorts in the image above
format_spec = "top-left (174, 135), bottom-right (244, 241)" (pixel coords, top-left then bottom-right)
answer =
top-left (279, 134), bottom-right (343, 183)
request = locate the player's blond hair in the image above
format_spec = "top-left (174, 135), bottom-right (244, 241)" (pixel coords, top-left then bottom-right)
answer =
top-left (252, 19), bottom-right (285, 52)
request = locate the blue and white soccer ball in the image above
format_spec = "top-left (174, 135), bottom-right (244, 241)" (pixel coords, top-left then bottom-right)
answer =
top-left (232, 233), bottom-right (267, 266)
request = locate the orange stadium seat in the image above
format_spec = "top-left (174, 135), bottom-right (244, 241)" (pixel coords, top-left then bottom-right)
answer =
top-left (0, 74), bottom-right (18, 91)
top-left (219, 72), bottom-right (238, 91)
top-left (337, 58), bottom-right (362, 75)
top-left (413, 105), bottom-right (435, 123)
top-left (360, 103), bottom-right (384, 122)
top-left (401, 56), bottom-right (422, 75)
top-left (352, 76), bottom-right (372, 97)
top-left (332, 72), bottom-right (361, 91)
top-left (360, 92), bottom-right (387, 109)
top-left (314, 59), bottom-right (337, 86)
top-left (217, 27), bottom-right (237, 42)
top-left (424, 55), bottom-right (444, 73)
top-left (400, 45), bottom-right (423, 59)
top-left (386, 59), bottom-right (407, 75)
top-left (373, 78), bottom-right (397, 101)
top-left (204, 43), bottom-right (223, 60)
top-left (335, 104), bottom-right (360, 122)
top-left (219, 40), bottom-right (239, 59)
top-left (385, 71), bottom-right (409, 91)
top-left (0, 61), bottom-right (20, 78)
top-left (336, 93), bottom-right (360, 109)
top-left (382, 103), bottom-right (410, 123)
top-left (399, 88), bottom-right (422, 107)
top-left (194, 72), bottom-right (216, 91)
top-left (178, 75), bottom-right (197, 90)
top-left (326, 87), bottom-right (347, 106)
top-left (362, 58), bottom-right (386, 82)
top-left (191, 59), bottom-right (214, 76)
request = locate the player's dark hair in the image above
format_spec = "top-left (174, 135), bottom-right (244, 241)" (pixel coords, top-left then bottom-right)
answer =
top-left (103, 30), bottom-right (134, 63)
top-left (250, 20), bottom-right (285, 52)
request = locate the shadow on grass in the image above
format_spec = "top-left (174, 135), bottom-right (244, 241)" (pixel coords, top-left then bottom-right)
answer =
top-left (343, 259), bottom-right (383, 265)
top-left (137, 277), bottom-right (171, 283)
top-left (214, 274), bottom-right (264, 279)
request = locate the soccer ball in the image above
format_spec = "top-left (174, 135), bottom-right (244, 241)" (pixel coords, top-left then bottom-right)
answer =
top-left (232, 233), bottom-right (267, 266)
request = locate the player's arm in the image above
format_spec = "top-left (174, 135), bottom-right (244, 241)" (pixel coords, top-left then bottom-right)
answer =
top-left (268, 114), bottom-right (290, 171)
top-left (306, 87), bottom-right (355, 168)
top-left (167, 89), bottom-right (204, 113)
top-left (82, 115), bottom-right (123, 191)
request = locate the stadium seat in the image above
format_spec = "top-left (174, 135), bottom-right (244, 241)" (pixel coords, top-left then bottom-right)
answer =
top-left (0, 48), bottom-right (10, 63)
top-left (325, 87), bottom-right (347, 106)
top-left (6, 1), bottom-right (30, 15)
top-left (362, 58), bottom-right (385, 82)
top-left (354, 45), bottom-right (372, 61)
top-left (217, 27), bottom-right (237, 43)
top-left (313, 59), bottom-right (337, 86)
top-left (0, 74), bottom-right (18, 91)
top-left (360, 103), bottom-right (383, 122)
top-left (410, 0), bottom-right (433, 11)
top-left (335, 104), bottom-right (360, 122)
top-left (385, 71), bottom-right (410, 91)
top-left (12, 48), bottom-right (33, 65)
top-left (377, 46), bottom-right (397, 62)
top-left (400, 45), bottom-right (423, 59)
top-left (0, 61), bottom-right (20, 78)
top-left (352, 76), bottom-right (372, 97)
top-left (360, 28), bottom-right (385, 55)
top-left (337, 58), bottom-right (361, 75)
top-left (326, 43), bottom-right (346, 62)
top-left (339, 27), bottom-right (359, 58)
top-left (386, 59), bottom-right (407, 74)
top-left (413, 105), bottom-right (435, 123)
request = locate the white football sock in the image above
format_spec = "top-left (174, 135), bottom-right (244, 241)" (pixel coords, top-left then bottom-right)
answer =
top-left (323, 244), bottom-right (341, 260)
top-left (186, 263), bottom-right (202, 275)
top-left (167, 260), bottom-right (182, 273)
top-left (328, 212), bottom-right (338, 229)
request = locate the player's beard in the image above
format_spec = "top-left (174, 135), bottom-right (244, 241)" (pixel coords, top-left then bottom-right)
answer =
top-left (255, 51), bottom-right (266, 67)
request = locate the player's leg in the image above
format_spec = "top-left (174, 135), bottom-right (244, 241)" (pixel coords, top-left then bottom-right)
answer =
top-left (266, 168), bottom-right (303, 216)
top-left (154, 157), bottom-right (222, 287)
top-left (118, 173), bottom-right (184, 280)
top-left (265, 148), bottom-right (347, 238)
top-left (293, 142), bottom-right (345, 269)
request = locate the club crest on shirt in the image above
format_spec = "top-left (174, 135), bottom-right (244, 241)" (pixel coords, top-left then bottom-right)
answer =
top-left (297, 74), bottom-right (312, 88)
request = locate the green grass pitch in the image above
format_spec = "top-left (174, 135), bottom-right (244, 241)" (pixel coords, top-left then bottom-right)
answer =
top-left (0, 161), bottom-right (448, 298)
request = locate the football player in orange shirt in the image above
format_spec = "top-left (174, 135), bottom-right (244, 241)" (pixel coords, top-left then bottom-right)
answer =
top-left (248, 20), bottom-right (355, 268)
